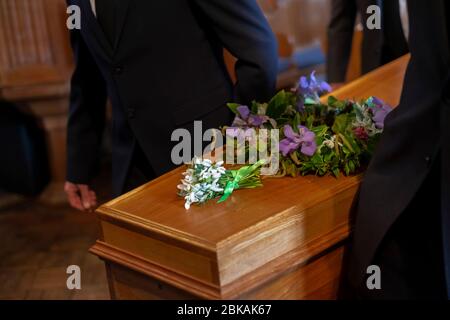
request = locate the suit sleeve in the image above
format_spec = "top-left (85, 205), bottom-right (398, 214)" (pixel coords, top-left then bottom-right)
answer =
top-left (66, 29), bottom-right (107, 184)
top-left (193, 0), bottom-right (278, 104)
top-left (326, 0), bottom-right (358, 83)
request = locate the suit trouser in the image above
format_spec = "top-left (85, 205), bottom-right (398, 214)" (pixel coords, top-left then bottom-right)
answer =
top-left (361, 152), bottom-right (448, 299)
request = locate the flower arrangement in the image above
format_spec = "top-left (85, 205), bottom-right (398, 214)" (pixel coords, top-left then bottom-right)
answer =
top-left (178, 72), bottom-right (392, 209)
top-left (225, 71), bottom-right (392, 177)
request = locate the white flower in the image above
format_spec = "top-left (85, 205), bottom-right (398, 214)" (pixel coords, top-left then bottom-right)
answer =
top-left (323, 138), bottom-right (335, 149)
top-left (202, 159), bottom-right (212, 167)
top-left (319, 135), bottom-right (338, 153)
top-left (216, 161), bottom-right (224, 167)
top-left (179, 156), bottom-right (228, 209)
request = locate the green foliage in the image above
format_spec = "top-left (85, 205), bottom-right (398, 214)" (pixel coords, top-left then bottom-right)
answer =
top-left (225, 82), bottom-right (386, 178)
top-left (227, 103), bottom-right (240, 115)
top-left (266, 90), bottom-right (296, 120)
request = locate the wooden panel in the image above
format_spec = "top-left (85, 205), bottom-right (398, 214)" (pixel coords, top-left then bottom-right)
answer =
top-left (241, 246), bottom-right (344, 300)
top-left (106, 263), bottom-right (198, 300)
top-left (101, 221), bottom-right (219, 285)
top-left (90, 241), bottom-right (220, 299)
top-left (102, 246), bottom-right (344, 300)
top-left (0, 0), bottom-right (72, 89)
top-left (216, 183), bottom-right (357, 286)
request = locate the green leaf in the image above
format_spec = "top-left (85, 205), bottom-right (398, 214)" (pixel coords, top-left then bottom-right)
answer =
top-left (328, 95), bottom-right (338, 107)
top-left (251, 101), bottom-right (259, 114)
top-left (332, 114), bottom-right (351, 134)
top-left (332, 168), bottom-right (340, 177)
top-left (292, 112), bottom-right (301, 130)
top-left (338, 133), bottom-right (355, 153)
top-left (306, 115), bottom-right (315, 129)
top-left (348, 160), bottom-right (356, 173)
top-left (266, 90), bottom-right (293, 120)
top-left (227, 103), bottom-right (240, 115)
top-left (311, 125), bottom-right (329, 138)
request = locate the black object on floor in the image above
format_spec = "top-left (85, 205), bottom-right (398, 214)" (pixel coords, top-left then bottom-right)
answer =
top-left (0, 100), bottom-right (50, 196)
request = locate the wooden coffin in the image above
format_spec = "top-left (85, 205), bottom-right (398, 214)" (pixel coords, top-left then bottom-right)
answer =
top-left (90, 55), bottom-right (409, 300)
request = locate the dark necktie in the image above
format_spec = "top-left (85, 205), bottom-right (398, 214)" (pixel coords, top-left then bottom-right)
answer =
top-left (95, 0), bottom-right (118, 46)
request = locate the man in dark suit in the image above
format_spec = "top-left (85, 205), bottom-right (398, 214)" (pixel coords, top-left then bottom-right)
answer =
top-left (342, 0), bottom-right (450, 299)
top-left (327, 0), bottom-right (409, 87)
top-left (64, 0), bottom-right (278, 211)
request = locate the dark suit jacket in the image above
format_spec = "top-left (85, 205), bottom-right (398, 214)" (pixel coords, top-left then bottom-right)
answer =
top-left (347, 0), bottom-right (450, 297)
top-left (66, 0), bottom-right (278, 195)
top-left (327, 0), bottom-right (409, 83)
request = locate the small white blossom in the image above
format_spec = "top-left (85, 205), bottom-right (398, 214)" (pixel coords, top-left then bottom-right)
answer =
top-left (178, 157), bottom-right (227, 210)
top-left (319, 135), bottom-right (342, 153)
top-left (323, 138), bottom-right (335, 149)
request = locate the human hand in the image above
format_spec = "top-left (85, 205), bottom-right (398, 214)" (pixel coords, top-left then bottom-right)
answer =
top-left (64, 181), bottom-right (97, 212)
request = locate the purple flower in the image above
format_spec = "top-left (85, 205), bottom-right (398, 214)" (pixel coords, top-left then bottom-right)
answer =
top-left (280, 125), bottom-right (317, 157)
top-left (232, 105), bottom-right (270, 128)
top-left (296, 71), bottom-right (332, 97)
top-left (296, 71), bottom-right (331, 111)
top-left (237, 105), bottom-right (250, 119)
top-left (369, 97), bottom-right (393, 129)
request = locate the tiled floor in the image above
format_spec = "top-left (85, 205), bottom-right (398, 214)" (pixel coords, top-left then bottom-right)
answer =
top-left (0, 199), bottom-right (111, 300)
top-left (0, 166), bottom-right (114, 300)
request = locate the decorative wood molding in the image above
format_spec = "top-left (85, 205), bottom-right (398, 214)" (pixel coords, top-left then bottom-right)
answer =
top-left (90, 241), bottom-right (221, 300)
top-left (91, 219), bottom-right (348, 299)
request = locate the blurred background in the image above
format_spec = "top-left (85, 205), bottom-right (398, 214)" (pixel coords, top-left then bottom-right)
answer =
top-left (0, 0), bottom-right (403, 299)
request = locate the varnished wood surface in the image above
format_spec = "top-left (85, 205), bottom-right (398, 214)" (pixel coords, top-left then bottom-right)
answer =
top-left (240, 246), bottom-right (344, 300)
top-left (101, 170), bottom-right (359, 248)
top-left (106, 262), bottom-right (198, 300)
top-left (98, 245), bottom-right (344, 300)
top-left (92, 55), bottom-right (410, 299)
top-left (330, 54), bottom-right (409, 106)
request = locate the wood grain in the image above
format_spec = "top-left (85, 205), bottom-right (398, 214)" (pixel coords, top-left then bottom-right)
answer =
top-left (0, 0), bottom-right (72, 92)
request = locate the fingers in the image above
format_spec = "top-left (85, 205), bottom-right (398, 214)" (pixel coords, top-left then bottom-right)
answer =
top-left (89, 190), bottom-right (97, 207)
top-left (78, 185), bottom-right (97, 212)
top-left (65, 182), bottom-right (85, 211)
top-left (64, 182), bottom-right (98, 212)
